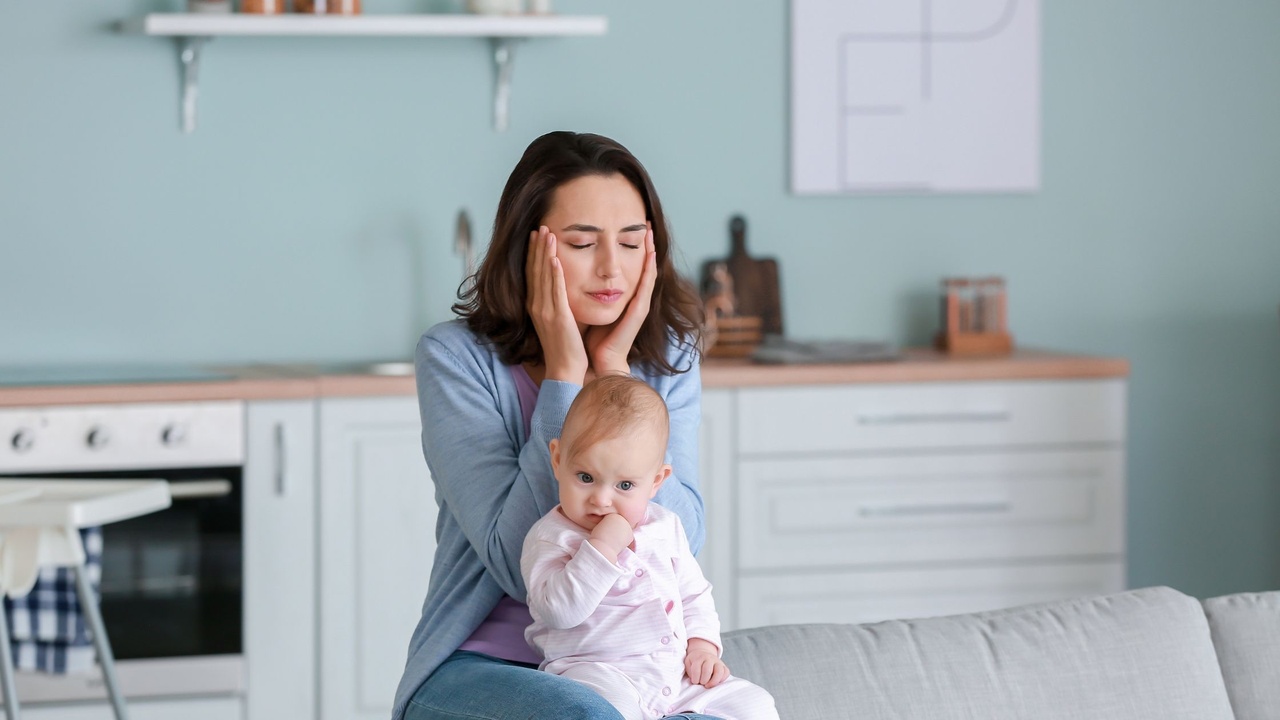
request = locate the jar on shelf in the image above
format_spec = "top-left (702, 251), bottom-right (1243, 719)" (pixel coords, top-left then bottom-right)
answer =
top-left (240, 0), bottom-right (285, 12)
top-left (189, 0), bottom-right (232, 13)
top-left (467, 0), bottom-right (524, 14)
top-left (295, 0), bottom-right (362, 13)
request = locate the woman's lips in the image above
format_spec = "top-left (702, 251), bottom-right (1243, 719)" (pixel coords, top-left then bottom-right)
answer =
top-left (587, 290), bottom-right (623, 303)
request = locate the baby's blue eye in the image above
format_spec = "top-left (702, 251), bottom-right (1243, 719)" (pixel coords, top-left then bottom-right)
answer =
top-left (577, 472), bottom-right (593, 484)
top-left (618, 481), bottom-right (634, 491)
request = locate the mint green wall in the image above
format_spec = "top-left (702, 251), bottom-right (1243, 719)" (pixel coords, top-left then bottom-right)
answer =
top-left (2, 2), bottom-right (1278, 598)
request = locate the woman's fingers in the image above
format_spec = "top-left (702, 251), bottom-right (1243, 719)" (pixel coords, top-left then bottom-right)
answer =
top-left (527, 227), bottom-right (587, 383)
top-left (623, 227), bottom-right (658, 325)
top-left (550, 254), bottom-right (571, 317)
top-left (527, 226), bottom-right (560, 320)
top-left (525, 227), bottom-right (545, 309)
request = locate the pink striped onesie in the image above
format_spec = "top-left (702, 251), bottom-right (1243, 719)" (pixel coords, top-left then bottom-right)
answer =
top-left (521, 504), bottom-right (778, 720)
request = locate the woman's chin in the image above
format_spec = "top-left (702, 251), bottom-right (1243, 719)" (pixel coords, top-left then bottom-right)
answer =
top-left (579, 308), bottom-right (626, 328)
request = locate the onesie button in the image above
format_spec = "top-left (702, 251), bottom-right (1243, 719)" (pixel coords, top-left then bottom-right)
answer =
top-left (662, 687), bottom-right (671, 697)
top-left (661, 636), bottom-right (670, 645)
top-left (635, 569), bottom-right (644, 577)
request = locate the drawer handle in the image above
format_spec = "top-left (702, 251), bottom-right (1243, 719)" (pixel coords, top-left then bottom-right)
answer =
top-left (856, 411), bottom-right (1011, 425)
top-left (858, 501), bottom-right (1013, 517)
top-left (168, 479), bottom-right (233, 501)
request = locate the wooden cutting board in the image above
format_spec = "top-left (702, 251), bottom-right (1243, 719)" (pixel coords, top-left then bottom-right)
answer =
top-left (700, 215), bottom-right (784, 336)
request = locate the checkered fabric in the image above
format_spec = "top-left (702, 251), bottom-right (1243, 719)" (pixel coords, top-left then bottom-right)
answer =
top-left (2, 526), bottom-right (102, 674)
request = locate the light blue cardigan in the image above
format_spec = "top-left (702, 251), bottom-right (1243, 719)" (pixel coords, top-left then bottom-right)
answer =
top-left (391, 320), bottom-right (706, 720)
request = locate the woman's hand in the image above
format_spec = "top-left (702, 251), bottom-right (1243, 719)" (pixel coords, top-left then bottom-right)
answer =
top-left (526, 226), bottom-right (588, 384)
top-left (584, 225), bottom-right (658, 377)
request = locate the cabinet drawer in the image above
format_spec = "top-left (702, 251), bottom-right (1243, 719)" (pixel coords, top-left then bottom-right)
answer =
top-left (25, 697), bottom-right (243, 720)
top-left (738, 380), bottom-right (1126, 454)
top-left (738, 450), bottom-right (1124, 570)
top-left (737, 561), bottom-right (1125, 628)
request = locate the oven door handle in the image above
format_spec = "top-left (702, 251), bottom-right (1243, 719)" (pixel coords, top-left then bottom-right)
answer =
top-left (167, 479), bottom-right (233, 500)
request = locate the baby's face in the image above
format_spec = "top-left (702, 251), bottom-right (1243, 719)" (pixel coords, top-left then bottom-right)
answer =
top-left (551, 427), bottom-right (670, 532)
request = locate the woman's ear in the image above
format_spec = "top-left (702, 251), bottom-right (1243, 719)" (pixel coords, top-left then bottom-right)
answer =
top-left (649, 464), bottom-right (672, 498)
top-left (549, 438), bottom-right (561, 473)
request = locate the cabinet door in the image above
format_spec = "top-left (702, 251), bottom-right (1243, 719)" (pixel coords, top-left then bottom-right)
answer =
top-left (245, 400), bottom-right (316, 720)
top-left (319, 397), bottom-right (435, 720)
top-left (698, 389), bottom-right (735, 631)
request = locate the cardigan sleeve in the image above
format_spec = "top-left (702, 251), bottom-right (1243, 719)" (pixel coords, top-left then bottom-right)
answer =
top-left (415, 330), bottom-right (573, 600)
top-left (649, 338), bottom-right (707, 556)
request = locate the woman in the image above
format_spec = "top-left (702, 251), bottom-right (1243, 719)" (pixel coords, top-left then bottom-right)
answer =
top-left (395, 131), bottom-right (713, 720)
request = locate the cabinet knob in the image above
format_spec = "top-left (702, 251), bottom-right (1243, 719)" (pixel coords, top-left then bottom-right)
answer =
top-left (162, 423), bottom-right (188, 447)
top-left (11, 428), bottom-right (35, 453)
top-left (86, 426), bottom-right (111, 450)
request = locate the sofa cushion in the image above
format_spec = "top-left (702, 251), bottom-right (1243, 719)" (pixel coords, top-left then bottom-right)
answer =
top-left (1203, 591), bottom-right (1280, 720)
top-left (721, 586), bottom-right (1235, 720)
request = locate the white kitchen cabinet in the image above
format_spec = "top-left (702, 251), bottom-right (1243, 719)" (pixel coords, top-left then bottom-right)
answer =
top-left (705, 377), bottom-right (1128, 632)
top-left (244, 400), bottom-right (316, 720)
top-left (697, 389), bottom-right (735, 630)
top-left (318, 396), bottom-right (435, 720)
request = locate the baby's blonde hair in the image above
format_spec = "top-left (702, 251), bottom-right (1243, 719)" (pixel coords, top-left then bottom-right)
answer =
top-left (559, 375), bottom-right (669, 459)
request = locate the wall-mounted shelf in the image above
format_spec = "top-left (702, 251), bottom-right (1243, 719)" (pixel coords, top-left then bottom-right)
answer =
top-left (118, 13), bottom-right (608, 133)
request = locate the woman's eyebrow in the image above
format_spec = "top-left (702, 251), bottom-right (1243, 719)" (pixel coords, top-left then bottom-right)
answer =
top-left (559, 223), bottom-right (648, 233)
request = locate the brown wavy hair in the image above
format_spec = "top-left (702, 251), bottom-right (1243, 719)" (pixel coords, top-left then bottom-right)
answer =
top-left (453, 131), bottom-right (703, 375)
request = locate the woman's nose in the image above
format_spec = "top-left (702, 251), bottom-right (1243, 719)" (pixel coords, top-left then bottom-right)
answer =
top-left (596, 241), bottom-right (620, 278)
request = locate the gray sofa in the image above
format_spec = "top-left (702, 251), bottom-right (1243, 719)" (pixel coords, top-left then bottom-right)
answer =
top-left (721, 587), bottom-right (1279, 719)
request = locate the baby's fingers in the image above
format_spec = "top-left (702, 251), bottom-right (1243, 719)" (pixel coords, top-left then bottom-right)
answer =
top-left (705, 661), bottom-right (730, 688)
top-left (686, 656), bottom-right (710, 686)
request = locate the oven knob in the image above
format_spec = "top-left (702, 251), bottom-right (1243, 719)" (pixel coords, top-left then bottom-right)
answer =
top-left (10, 428), bottom-right (35, 453)
top-left (86, 426), bottom-right (111, 450)
top-left (161, 423), bottom-right (188, 447)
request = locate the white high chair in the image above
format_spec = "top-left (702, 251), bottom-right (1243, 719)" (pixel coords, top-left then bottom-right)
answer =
top-left (0, 480), bottom-right (170, 720)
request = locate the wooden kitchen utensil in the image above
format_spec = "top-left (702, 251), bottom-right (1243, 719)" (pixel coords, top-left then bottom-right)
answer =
top-left (701, 215), bottom-right (784, 336)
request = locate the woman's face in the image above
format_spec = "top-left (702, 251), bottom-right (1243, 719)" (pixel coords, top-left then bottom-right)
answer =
top-left (540, 173), bottom-right (649, 331)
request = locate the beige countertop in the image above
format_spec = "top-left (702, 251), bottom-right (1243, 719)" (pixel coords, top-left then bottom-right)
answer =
top-left (0, 349), bottom-right (1128, 408)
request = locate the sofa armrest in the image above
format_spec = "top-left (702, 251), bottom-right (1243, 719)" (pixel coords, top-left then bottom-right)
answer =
top-left (1204, 591), bottom-right (1280, 720)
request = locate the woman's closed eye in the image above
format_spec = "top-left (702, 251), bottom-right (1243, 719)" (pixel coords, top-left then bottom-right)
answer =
top-left (619, 229), bottom-right (645, 250)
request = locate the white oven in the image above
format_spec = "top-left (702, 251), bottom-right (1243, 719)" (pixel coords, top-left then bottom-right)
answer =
top-left (0, 401), bottom-right (246, 705)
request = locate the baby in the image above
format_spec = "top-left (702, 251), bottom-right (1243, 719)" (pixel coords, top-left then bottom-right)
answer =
top-left (521, 374), bottom-right (779, 720)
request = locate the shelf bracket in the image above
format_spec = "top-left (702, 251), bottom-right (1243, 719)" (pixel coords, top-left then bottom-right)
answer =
top-left (490, 38), bottom-right (517, 132)
top-left (178, 36), bottom-right (210, 134)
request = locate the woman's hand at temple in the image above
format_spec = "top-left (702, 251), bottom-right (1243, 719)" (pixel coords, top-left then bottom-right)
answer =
top-left (585, 224), bottom-right (657, 378)
top-left (526, 225), bottom-right (589, 384)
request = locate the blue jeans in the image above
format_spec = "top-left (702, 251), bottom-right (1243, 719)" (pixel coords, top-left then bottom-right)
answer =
top-left (405, 650), bottom-right (724, 720)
